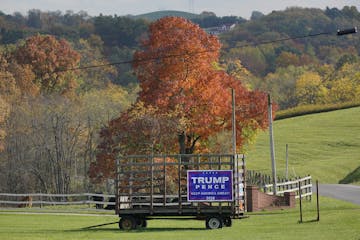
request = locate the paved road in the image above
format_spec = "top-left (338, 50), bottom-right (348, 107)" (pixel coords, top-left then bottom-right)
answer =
top-left (314, 184), bottom-right (360, 205)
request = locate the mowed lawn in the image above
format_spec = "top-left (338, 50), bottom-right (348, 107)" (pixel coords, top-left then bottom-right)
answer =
top-left (246, 107), bottom-right (360, 184)
top-left (0, 197), bottom-right (359, 240)
top-left (1, 108), bottom-right (359, 240)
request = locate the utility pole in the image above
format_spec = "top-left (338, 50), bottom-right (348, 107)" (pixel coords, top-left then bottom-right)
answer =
top-left (285, 144), bottom-right (289, 180)
top-left (232, 89), bottom-right (236, 155)
top-left (268, 94), bottom-right (277, 195)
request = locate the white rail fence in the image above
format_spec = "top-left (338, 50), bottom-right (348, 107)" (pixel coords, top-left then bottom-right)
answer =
top-left (0, 193), bottom-right (116, 208)
top-left (246, 171), bottom-right (312, 199)
top-left (0, 176), bottom-right (312, 208)
top-left (263, 176), bottom-right (313, 199)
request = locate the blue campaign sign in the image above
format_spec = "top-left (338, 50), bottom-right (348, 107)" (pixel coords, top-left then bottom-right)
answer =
top-left (187, 170), bottom-right (233, 202)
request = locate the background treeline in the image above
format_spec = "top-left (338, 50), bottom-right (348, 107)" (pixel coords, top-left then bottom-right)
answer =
top-left (0, 6), bottom-right (359, 194)
top-left (221, 6), bottom-right (360, 109)
top-left (2, 7), bottom-right (360, 108)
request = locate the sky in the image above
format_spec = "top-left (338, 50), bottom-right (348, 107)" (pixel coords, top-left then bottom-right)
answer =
top-left (1, 0), bottom-right (359, 19)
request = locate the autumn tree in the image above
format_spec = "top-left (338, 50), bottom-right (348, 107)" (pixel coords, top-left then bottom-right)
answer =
top-left (80, 85), bottom-right (137, 186)
top-left (0, 51), bottom-right (27, 98)
top-left (295, 71), bottom-right (328, 105)
top-left (232, 46), bottom-right (268, 76)
top-left (0, 35), bottom-right (80, 156)
top-left (134, 17), bottom-right (269, 151)
top-left (261, 66), bottom-right (306, 109)
top-left (2, 96), bottom-right (83, 194)
top-left (91, 17), bottom-right (270, 182)
top-left (14, 34), bottom-right (80, 95)
top-left (220, 59), bottom-right (253, 89)
top-left (1, 34), bottom-right (81, 98)
top-left (275, 51), bottom-right (300, 68)
top-left (74, 34), bottom-right (117, 92)
top-left (0, 96), bottom-right (9, 151)
top-left (0, 51), bottom-right (34, 152)
top-left (326, 62), bottom-right (360, 103)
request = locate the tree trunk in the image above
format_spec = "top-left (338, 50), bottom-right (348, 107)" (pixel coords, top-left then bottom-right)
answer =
top-left (178, 131), bottom-right (186, 154)
top-left (178, 131), bottom-right (200, 169)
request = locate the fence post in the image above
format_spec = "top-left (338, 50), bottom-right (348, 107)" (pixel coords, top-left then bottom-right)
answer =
top-left (316, 180), bottom-right (320, 221)
top-left (309, 176), bottom-right (312, 201)
top-left (88, 194), bottom-right (91, 208)
top-left (285, 144), bottom-right (289, 180)
top-left (299, 182), bottom-right (303, 223)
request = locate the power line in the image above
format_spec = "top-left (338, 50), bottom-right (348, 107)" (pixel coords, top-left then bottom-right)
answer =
top-left (54, 49), bottom-right (215, 73)
top-left (54, 28), bottom-right (356, 73)
top-left (233, 32), bottom-right (331, 48)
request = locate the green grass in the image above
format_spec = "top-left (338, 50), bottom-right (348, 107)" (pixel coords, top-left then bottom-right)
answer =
top-left (246, 107), bottom-right (360, 184)
top-left (2, 108), bottom-right (358, 239)
top-left (0, 197), bottom-right (359, 240)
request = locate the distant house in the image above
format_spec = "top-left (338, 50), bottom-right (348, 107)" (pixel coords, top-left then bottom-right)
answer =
top-left (205, 23), bottom-right (236, 35)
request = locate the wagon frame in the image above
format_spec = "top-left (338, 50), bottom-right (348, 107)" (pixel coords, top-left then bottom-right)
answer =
top-left (115, 154), bottom-right (246, 229)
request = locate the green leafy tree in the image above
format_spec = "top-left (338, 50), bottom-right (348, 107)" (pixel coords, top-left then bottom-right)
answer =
top-left (75, 34), bottom-right (117, 92)
top-left (262, 66), bottom-right (306, 109)
top-left (94, 15), bottom-right (147, 47)
top-left (295, 71), bottom-right (328, 105)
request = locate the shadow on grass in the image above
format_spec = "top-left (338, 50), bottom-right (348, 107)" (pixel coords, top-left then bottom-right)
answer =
top-left (339, 166), bottom-right (360, 184)
top-left (66, 227), bottom-right (207, 233)
top-left (298, 219), bottom-right (320, 224)
top-left (249, 211), bottom-right (289, 216)
top-left (77, 221), bottom-right (207, 232)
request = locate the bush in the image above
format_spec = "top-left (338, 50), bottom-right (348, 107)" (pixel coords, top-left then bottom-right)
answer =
top-left (275, 101), bottom-right (360, 120)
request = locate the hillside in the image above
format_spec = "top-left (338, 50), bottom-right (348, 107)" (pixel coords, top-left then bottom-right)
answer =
top-left (246, 107), bottom-right (360, 184)
top-left (131, 10), bottom-right (199, 21)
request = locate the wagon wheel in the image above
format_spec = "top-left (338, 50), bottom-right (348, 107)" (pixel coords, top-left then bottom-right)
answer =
top-left (119, 216), bottom-right (137, 230)
top-left (136, 218), bottom-right (147, 228)
top-left (223, 217), bottom-right (232, 227)
top-left (205, 216), bottom-right (223, 229)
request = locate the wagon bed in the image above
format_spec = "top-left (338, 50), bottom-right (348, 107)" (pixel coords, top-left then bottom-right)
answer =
top-left (115, 154), bottom-right (246, 229)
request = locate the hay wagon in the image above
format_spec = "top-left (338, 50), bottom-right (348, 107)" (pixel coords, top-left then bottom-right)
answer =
top-left (115, 154), bottom-right (246, 230)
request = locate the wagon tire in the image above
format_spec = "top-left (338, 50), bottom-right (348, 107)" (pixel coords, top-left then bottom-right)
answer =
top-left (119, 216), bottom-right (137, 230)
top-left (136, 218), bottom-right (147, 228)
top-left (205, 216), bottom-right (223, 229)
top-left (223, 217), bottom-right (232, 227)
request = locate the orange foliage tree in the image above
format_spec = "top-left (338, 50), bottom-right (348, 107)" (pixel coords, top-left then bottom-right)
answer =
top-left (14, 34), bottom-right (80, 94)
top-left (90, 17), bottom-right (270, 182)
top-left (0, 35), bottom-right (80, 152)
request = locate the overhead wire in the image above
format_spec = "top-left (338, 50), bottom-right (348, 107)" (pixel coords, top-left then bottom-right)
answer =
top-left (53, 30), bottom-right (352, 73)
top-left (0, 28), bottom-right (356, 77)
top-left (54, 49), bottom-right (215, 73)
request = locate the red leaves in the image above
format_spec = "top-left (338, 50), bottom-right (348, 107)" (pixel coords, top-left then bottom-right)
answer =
top-left (132, 17), bottom-right (270, 151)
top-left (14, 34), bottom-right (80, 94)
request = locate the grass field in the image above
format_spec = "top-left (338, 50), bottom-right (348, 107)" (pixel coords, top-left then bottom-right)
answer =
top-left (246, 107), bottom-right (360, 184)
top-left (0, 197), bottom-right (359, 240)
top-left (1, 108), bottom-right (359, 239)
